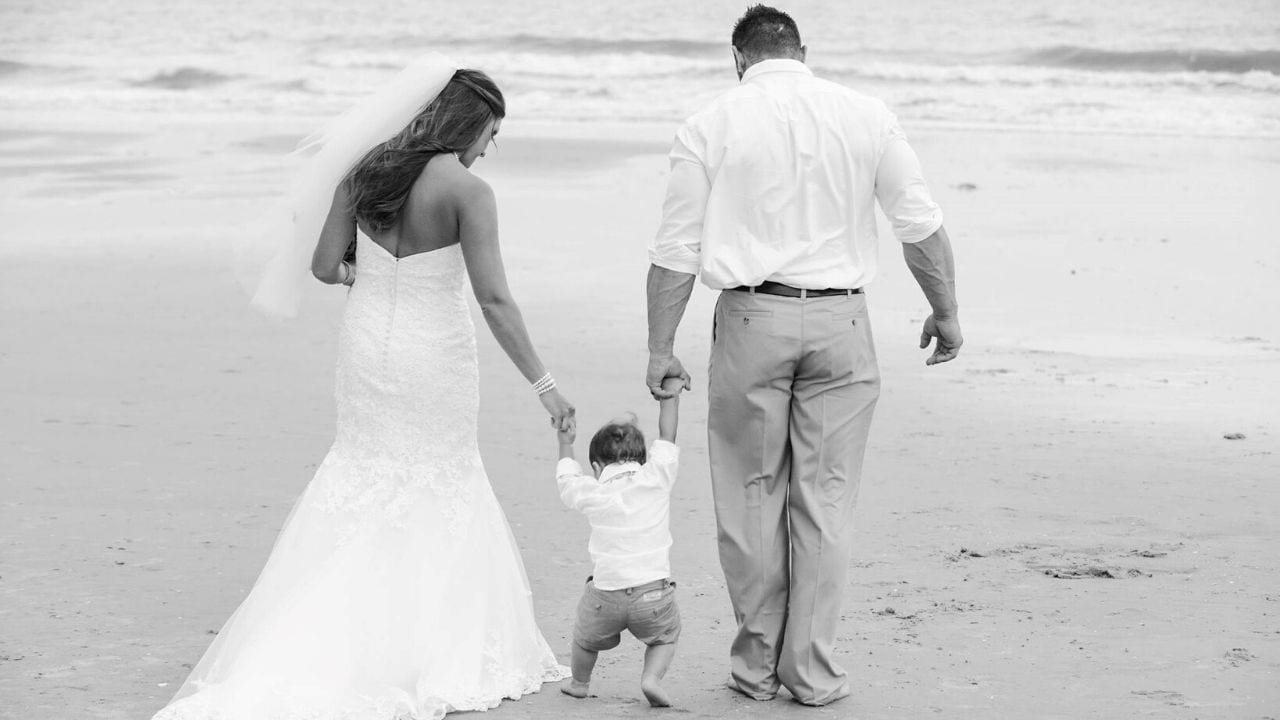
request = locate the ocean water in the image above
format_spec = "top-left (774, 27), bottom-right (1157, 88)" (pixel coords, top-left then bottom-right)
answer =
top-left (1, 0), bottom-right (1278, 137)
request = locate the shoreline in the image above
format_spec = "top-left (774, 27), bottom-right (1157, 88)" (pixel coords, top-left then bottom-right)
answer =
top-left (5, 108), bottom-right (1280, 148)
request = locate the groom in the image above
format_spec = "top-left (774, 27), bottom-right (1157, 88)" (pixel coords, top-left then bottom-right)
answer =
top-left (645, 4), bottom-right (962, 706)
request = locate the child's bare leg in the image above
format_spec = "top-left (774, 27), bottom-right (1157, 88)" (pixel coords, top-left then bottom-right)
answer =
top-left (640, 643), bottom-right (676, 707)
top-left (561, 642), bottom-right (597, 698)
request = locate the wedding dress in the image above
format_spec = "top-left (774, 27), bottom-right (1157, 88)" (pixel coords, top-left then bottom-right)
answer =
top-left (154, 237), bottom-right (568, 719)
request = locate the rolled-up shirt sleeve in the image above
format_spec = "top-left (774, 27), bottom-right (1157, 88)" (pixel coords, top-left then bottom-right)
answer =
top-left (557, 458), bottom-right (610, 514)
top-left (874, 122), bottom-right (943, 244)
top-left (648, 123), bottom-right (709, 274)
top-left (643, 440), bottom-right (680, 491)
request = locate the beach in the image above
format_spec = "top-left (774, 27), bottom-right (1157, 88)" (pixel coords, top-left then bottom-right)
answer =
top-left (1, 109), bottom-right (1278, 718)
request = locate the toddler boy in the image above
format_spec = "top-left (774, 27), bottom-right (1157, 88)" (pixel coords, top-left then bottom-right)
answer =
top-left (555, 376), bottom-right (684, 707)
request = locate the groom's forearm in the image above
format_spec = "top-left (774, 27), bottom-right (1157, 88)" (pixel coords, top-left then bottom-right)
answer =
top-left (902, 226), bottom-right (958, 319)
top-left (646, 264), bottom-right (696, 356)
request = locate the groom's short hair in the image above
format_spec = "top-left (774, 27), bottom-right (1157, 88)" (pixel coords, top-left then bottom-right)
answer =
top-left (731, 4), bottom-right (802, 61)
top-left (589, 420), bottom-right (647, 468)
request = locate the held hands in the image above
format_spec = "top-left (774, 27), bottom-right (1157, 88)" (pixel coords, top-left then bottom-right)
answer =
top-left (647, 354), bottom-right (692, 400)
top-left (556, 421), bottom-right (576, 447)
top-left (659, 375), bottom-right (685, 398)
top-left (539, 388), bottom-right (576, 433)
top-left (554, 405), bottom-right (576, 461)
top-left (920, 314), bottom-right (963, 366)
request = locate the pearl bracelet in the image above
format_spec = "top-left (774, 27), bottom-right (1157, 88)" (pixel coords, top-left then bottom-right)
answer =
top-left (532, 372), bottom-right (556, 396)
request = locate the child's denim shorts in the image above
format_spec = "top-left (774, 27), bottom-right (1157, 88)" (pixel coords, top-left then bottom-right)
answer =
top-left (572, 576), bottom-right (681, 652)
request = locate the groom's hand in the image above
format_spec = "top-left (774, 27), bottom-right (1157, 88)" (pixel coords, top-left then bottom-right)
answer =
top-left (919, 313), bottom-right (963, 366)
top-left (647, 354), bottom-right (692, 400)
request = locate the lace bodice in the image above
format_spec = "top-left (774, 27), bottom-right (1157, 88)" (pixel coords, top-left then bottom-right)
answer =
top-left (317, 238), bottom-right (483, 536)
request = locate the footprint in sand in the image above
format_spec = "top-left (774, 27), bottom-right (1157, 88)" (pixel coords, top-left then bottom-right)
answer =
top-left (1224, 647), bottom-right (1255, 667)
top-left (1040, 566), bottom-right (1118, 579)
top-left (1132, 689), bottom-right (1186, 706)
top-left (1037, 565), bottom-right (1151, 579)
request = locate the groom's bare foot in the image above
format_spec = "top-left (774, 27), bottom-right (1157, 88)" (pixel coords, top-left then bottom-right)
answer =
top-left (641, 678), bottom-right (671, 707)
top-left (560, 679), bottom-right (590, 698)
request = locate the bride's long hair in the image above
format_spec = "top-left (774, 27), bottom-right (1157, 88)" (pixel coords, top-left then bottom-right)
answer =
top-left (343, 69), bottom-right (505, 233)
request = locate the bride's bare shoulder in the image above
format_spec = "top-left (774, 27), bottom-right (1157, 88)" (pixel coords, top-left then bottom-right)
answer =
top-left (418, 154), bottom-right (493, 208)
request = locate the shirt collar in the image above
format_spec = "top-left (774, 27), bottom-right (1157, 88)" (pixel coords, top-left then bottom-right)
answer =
top-left (599, 461), bottom-right (642, 484)
top-left (741, 58), bottom-right (812, 84)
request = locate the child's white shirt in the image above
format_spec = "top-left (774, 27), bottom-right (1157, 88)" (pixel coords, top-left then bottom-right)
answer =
top-left (555, 439), bottom-right (679, 591)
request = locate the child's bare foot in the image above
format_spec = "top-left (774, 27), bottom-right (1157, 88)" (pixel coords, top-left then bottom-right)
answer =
top-left (641, 678), bottom-right (671, 707)
top-left (561, 679), bottom-right (590, 699)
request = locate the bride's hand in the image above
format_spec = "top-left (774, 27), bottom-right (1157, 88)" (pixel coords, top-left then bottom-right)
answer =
top-left (539, 389), bottom-right (576, 432)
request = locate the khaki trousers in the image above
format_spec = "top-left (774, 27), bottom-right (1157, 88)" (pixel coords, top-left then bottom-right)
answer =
top-left (707, 289), bottom-right (880, 705)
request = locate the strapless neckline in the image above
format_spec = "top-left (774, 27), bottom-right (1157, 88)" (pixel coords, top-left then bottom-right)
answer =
top-left (363, 237), bottom-right (461, 262)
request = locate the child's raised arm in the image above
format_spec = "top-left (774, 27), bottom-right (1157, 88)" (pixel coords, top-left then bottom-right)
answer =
top-left (658, 376), bottom-right (683, 443)
top-left (558, 421), bottom-right (577, 461)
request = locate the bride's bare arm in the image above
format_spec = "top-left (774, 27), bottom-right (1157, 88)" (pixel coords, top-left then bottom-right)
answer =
top-left (457, 176), bottom-right (575, 428)
top-left (312, 184), bottom-right (356, 285)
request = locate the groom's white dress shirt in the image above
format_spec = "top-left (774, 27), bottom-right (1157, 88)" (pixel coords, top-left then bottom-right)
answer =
top-left (649, 58), bottom-right (943, 290)
top-left (556, 440), bottom-right (678, 591)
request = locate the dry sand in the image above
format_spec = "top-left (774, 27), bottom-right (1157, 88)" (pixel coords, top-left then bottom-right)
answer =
top-left (1, 112), bottom-right (1277, 719)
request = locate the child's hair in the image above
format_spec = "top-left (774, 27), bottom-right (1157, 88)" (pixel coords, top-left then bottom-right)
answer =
top-left (588, 419), bottom-right (647, 467)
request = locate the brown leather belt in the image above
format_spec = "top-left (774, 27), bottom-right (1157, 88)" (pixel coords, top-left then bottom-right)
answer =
top-left (731, 281), bottom-right (863, 298)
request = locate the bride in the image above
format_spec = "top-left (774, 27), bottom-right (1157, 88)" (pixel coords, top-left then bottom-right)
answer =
top-left (153, 58), bottom-right (574, 719)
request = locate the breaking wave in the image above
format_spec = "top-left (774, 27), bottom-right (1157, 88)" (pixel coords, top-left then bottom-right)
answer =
top-left (130, 67), bottom-right (238, 90)
top-left (1018, 46), bottom-right (1280, 74)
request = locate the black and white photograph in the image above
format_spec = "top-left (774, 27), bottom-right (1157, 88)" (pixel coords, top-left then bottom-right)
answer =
top-left (1, 1), bottom-right (1277, 718)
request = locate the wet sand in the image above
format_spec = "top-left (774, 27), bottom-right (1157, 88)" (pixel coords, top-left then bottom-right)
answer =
top-left (1, 113), bottom-right (1277, 718)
